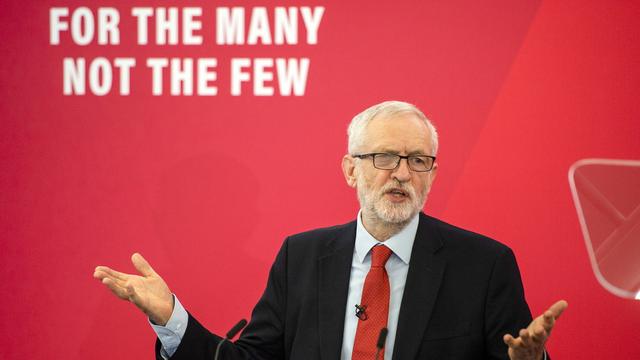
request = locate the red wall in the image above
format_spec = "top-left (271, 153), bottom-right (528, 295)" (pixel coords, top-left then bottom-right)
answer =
top-left (1, 1), bottom-right (639, 358)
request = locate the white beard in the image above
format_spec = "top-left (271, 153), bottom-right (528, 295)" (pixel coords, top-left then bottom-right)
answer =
top-left (356, 177), bottom-right (427, 225)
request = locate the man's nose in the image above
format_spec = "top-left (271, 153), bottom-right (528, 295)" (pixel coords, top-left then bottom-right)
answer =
top-left (392, 158), bottom-right (412, 182)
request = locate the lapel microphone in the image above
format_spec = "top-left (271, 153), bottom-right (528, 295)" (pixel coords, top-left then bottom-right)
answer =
top-left (375, 327), bottom-right (388, 360)
top-left (214, 319), bottom-right (248, 360)
top-left (355, 304), bottom-right (368, 320)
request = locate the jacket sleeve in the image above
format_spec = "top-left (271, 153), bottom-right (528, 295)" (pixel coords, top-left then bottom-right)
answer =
top-left (484, 247), bottom-right (534, 360)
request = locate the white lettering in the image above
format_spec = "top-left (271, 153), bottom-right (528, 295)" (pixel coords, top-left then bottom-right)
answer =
top-left (156, 7), bottom-right (179, 45)
top-left (97, 8), bottom-right (119, 45)
top-left (229, 58), bottom-right (310, 96)
top-left (274, 7), bottom-right (297, 45)
top-left (216, 7), bottom-right (244, 45)
top-left (247, 7), bottom-right (271, 45)
top-left (51, 7), bottom-right (122, 45)
top-left (147, 58), bottom-right (218, 96)
top-left (50, 8), bottom-right (69, 45)
top-left (230, 58), bottom-right (251, 96)
top-left (170, 58), bottom-right (193, 95)
top-left (183, 7), bottom-right (203, 45)
top-left (131, 7), bottom-right (153, 45)
top-left (253, 58), bottom-right (274, 96)
top-left (63, 57), bottom-right (85, 95)
top-left (197, 59), bottom-right (218, 96)
top-left (215, 6), bottom-right (324, 46)
top-left (147, 58), bottom-right (168, 95)
top-left (300, 7), bottom-right (324, 44)
top-left (71, 7), bottom-right (94, 46)
top-left (113, 58), bottom-right (135, 95)
top-left (63, 57), bottom-right (136, 95)
top-left (89, 57), bottom-right (112, 96)
top-left (276, 58), bottom-right (309, 96)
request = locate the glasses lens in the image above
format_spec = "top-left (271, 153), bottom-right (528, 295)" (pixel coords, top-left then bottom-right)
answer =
top-left (373, 154), bottom-right (399, 169)
top-left (408, 156), bottom-right (432, 171)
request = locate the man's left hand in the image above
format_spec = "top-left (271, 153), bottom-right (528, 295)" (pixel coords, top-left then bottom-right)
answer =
top-left (503, 300), bottom-right (568, 360)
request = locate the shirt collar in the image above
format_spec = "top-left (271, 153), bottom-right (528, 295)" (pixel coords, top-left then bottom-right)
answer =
top-left (354, 210), bottom-right (419, 265)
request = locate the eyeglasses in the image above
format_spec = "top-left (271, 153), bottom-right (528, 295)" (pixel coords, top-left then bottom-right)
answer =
top-left (352, 153), bottom-right (436, 172)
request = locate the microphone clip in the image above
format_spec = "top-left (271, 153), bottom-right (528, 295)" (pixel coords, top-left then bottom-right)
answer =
top-left (355, 304), bottom-right (368, 321)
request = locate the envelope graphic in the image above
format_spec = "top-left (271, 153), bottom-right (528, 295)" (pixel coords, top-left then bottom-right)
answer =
top-left (569, 159), bottom-right (640, 300)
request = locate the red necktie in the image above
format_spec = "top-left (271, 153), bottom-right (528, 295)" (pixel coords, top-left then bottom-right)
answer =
top-left (352, 245), bottom-right (393, 360)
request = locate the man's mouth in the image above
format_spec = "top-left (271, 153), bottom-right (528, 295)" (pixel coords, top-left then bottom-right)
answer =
top-left (385, 188), bottom-right (409, 199)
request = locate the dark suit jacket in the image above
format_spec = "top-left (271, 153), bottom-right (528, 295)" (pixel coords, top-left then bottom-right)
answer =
top-left (157, 213), bottom-right (533, 359)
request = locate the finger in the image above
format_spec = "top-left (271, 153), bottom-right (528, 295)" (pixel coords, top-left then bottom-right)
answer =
top-left (101, 277), bottom-right (131, 300)
top-left (131, 253), bottom-right (157, 277)
top-left (530, 323), bottom-right (547, 344)
top-left (536, 300), bottom-right (567, 333)
top-left (503, 334), bottom-right (517, 347)
top-left (94, 269), bottom-right (129, 289)
top-left (93, 268), bottom-right (128, 285)
top-left (519, 329), bottom-right (533, 347)
top-left (548, 300), bottom-right (568, 319)
top-left (94, 266), bottom-right (130, 281)
top-left (541, 310), bottom-right (556, 332)
top-left (93, 268), bottom-right (106, 280)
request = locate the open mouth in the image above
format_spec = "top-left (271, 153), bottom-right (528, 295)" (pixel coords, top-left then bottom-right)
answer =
top-left (385, 188), bottom-right (409, 199)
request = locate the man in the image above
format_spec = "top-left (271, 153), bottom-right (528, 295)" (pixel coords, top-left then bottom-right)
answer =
top-left (94, 101), bottom-right (567, 359)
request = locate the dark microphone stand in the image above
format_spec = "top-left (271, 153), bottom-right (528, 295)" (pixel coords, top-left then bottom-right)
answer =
top-left (375, 327), bottom-right (388, 360)
top-left (214, 319), bottom-right (248, 360)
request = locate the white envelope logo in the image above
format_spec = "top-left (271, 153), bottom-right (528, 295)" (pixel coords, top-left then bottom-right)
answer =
top-left (569, 159), bottom-right (640, 300)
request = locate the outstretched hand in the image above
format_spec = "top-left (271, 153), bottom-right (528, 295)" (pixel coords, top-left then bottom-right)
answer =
top-left (93, 253), bottom-right (174, 325)
top-left (503, 300), bottom-right (568, 360)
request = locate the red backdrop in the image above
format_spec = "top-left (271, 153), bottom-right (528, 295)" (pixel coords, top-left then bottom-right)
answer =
top-left (1, 0), bottom-right (639, 359)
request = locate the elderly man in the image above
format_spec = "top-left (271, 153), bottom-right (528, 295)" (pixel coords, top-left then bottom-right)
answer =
top-left (94, 101), bottom-right (567, 360)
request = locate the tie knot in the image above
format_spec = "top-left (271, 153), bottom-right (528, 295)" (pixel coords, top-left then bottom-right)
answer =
top-left (371, 245), bottom-right (392, 267)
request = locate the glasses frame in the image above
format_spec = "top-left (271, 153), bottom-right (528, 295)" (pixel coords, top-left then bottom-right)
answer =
top-left (351, 153), bottom-right (437, 172)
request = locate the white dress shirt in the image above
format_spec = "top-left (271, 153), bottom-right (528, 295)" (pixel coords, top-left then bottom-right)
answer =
top-left (340, 211), bottom-right (418, 359)
top-left (149, 295), bottom-right (188, 359)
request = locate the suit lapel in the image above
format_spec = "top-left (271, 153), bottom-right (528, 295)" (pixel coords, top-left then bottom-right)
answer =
top-left (392, 213), bottom-right (446, 360)
top-left (318, 221), bottom-right (356, 360)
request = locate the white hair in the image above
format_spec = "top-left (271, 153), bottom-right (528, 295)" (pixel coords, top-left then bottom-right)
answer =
top-left (347, 100), bottom-right (439, 155)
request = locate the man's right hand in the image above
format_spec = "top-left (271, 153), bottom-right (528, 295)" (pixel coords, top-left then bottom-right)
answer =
top-left (94, 253), bottom-right (174, 326)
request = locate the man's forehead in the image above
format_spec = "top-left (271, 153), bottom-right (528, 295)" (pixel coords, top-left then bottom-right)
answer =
top-left (362, 113), bottom-right (432, 153)
top-left (366, 143), bottom-right (431, 155)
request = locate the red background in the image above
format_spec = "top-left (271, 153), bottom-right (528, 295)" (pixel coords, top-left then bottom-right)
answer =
top-left (1, 0), bottom-right (639, 358)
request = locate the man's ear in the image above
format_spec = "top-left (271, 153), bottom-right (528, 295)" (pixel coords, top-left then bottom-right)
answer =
top-left (342, 155), bottom-right (357, 188)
